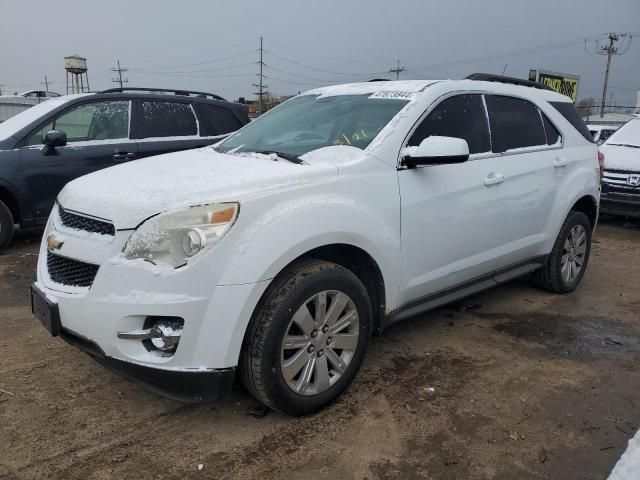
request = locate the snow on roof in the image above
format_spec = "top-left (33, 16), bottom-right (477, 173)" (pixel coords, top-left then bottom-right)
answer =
top-left (303, 78), bottom-right (572, 103)
top-left (304, 80), bottom-right (440, 98)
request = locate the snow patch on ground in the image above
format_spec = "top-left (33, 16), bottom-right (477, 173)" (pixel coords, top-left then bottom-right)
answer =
top-left (608, 429), bottom-right (640, 479)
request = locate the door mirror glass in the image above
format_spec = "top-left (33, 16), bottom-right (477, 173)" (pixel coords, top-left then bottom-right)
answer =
top-left (402, 136), bottom-right (469, 168)
top-left (41, 130), bottom-right (67, 155)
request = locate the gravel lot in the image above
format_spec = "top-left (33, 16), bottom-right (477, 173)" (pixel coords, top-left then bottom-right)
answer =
top-left (1, 221), bottom-right (639, 479)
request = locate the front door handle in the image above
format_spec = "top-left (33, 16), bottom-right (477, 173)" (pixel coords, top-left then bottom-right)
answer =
top-left (554, 157), bottom-right (569, 168)
top-left (113, 152), bottom-right (137, 161)
top-left (484, 172), bottom-right (505, 186)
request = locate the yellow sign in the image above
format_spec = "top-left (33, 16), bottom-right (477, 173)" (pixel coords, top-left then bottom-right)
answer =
top-left (538, 72), bottom-right (579, 102)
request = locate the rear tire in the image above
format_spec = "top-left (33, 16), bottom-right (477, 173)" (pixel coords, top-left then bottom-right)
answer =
top-left (240, 259), bottom-right (371, 416)
top-left (0, 200), bottom-right (15, 252)
top-left (533, 211), bottom-right (592, 293)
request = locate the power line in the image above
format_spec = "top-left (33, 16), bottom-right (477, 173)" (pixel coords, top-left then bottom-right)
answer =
top-left (130, 62), bottom-right (256, 75)
top-left (134, 49), bottom-right (256, 71)
top-left (264, 49), bottom-right (388, 77)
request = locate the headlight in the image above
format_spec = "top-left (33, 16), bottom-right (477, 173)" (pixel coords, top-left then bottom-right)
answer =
top-left (123, 203), bottom-right (238, 267)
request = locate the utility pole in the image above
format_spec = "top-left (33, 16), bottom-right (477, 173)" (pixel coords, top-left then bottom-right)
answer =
top-left (252, 36), bottom-right (268, 116)
top-left (111, 60), bottom-right (128, 89)
top-left (586, 33), bottom-right (632, 117)
top-left (389, 59), bottom-right (405, 80)
top-left (600, 33), bottom-right (617, 117)
top-left (41, 75), bottom-right (49, 92)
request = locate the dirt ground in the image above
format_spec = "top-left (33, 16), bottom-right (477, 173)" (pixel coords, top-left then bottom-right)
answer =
top-left (1, 220), bottom-right (639, 480)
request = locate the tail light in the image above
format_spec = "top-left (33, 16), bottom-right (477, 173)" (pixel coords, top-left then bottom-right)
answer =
top-left (597, 150), bottom-right (605, 179)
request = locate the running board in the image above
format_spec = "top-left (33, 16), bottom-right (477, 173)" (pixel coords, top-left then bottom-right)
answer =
top-left (384, 255), bottom-right (547, 328)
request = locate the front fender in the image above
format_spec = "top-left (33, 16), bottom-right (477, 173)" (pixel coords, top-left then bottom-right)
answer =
top-left (196, 189), bottom-right (401, 300)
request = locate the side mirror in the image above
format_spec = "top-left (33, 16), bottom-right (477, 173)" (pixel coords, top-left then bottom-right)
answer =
top-left (402, 136), bottom-right (470, 169)
top-left (41, 130), bottom-right (67, 156)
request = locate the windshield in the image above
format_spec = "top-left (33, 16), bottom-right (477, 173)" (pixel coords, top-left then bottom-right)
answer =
top-left (605, 118), bottom-right (640, 148)
top-left (216, 94), bottom-right (409, 157)
top-left (0, 97), bottom-right (71, 142)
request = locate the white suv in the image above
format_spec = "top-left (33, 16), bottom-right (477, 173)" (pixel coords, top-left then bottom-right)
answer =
top-left (32, 77), bottom-right (600, 416)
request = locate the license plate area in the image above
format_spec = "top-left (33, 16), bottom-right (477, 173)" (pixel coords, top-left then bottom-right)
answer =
top-left (31, 285), bottom-right (61, 336)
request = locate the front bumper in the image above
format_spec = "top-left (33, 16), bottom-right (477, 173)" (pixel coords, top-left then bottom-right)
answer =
top-left (34, 207), bottom-right (271, 401)
top-left (61, 327), bottom-right (235, 402)
top-left (600, 191), bottom-right (640, 218)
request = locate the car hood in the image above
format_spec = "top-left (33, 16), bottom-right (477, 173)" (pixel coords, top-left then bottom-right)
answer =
top-left (58, 147), bottom-right (342, 229)
top-left (600, 144), bottom-right (640, 172)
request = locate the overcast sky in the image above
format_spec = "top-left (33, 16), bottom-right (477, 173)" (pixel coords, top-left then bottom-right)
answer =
top-left (1, 0), bottom-right (639, 107)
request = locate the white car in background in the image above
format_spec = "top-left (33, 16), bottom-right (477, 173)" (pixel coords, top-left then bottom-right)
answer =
top-left (599, 117), bottom-right (640, 218)
top-left (31, 75), bottom-right (599, 416)
top-left (0, 90), bottom-right (61, 122)
top-left (588, 123), bottom-right (619, 144)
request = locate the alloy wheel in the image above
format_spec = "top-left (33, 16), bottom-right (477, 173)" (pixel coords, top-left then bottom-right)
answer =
top-left (561, 224), bottom-right (587, 283)
top-left (280, 290), bottom-right (359, 396)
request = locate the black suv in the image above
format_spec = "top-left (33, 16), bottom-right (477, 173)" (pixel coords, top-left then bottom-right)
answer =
top-left (0, 87), bottom-right (249, 250)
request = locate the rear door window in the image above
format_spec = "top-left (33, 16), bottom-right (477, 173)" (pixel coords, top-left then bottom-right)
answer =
top-left (485, 95), bottom-right (546, 153)
top-left (408, 94), bottom-right (491, 154)
top-left (138, 101), bottom-right (198, 138)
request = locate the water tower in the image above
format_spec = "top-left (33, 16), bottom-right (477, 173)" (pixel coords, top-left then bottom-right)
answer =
top-left (64, 55), bottom-right (90, 94)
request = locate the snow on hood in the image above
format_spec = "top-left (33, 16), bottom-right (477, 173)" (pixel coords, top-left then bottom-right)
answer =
top-left (58, 146), bottom-right (343, 229)
top-left (600, 143), bottom-right (640, 172)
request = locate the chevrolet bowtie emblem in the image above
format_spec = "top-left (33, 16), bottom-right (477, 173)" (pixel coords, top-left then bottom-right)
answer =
top-left (47, 233), bottom-right (64, 252)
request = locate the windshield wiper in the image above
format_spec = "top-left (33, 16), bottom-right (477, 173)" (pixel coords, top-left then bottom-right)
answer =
top-left (607, 143), bottom-right (640, 149)
top-left (252, 150), bottom-right (304, 165)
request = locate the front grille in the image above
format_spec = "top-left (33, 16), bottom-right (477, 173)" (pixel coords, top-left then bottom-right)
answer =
top-left (47, 251), bottom-right (100, 288)
top-left (58, 204), bottom-right (115, 236)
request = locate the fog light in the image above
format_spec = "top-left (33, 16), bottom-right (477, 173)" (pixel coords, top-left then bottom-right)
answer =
top-left (150, 319), bottom-right (183, 352)
top-left (117, 316), bottom-right (184, 355)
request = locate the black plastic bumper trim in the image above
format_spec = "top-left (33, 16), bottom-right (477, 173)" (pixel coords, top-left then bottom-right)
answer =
top-left (60, 328), bottom-right (235, 403)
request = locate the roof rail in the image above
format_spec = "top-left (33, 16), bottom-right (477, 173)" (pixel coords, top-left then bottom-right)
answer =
top-left (98, 87), bottom-right (226, 101)
top-left (465, 73), bottom-right (552, 91)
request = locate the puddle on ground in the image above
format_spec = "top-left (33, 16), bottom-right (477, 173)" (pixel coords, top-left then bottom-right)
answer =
top-left (479, 312), bottom-right (640, 359)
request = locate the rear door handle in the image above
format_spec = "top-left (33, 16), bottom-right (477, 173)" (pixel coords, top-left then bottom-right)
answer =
top-left (113, 152), bottom-right (137, 161)
top-left (484, 172), bottom-right (505, 186)
top-left (554, 157), bottom-right (569, 168)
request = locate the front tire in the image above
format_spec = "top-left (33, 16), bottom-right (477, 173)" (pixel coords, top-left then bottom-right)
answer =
top-left (533, 211), bottom-right (592, 293)
top-left (0, 200), bottom-right (15, 252)
top-left (240, 259), bottom-right (371, 416)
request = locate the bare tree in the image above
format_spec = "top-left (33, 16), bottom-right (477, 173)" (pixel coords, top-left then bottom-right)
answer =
top-left (576, 97), bottom-right (596, 118)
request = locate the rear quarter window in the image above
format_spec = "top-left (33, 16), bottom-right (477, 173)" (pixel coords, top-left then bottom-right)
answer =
top-left (195, 104), bottom-right (243, 136)
top-left (550, 101), bottom-right (594, 142)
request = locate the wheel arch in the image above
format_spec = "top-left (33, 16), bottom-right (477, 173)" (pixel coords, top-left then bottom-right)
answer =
top-left (251, 243), bottom-right (387, 337)
top-left (570, 194), bottom-right (598, 231)
top-left (0, 183), bottom-right (21, 224)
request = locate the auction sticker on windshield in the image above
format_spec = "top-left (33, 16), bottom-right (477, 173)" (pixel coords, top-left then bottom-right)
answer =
top-left (369, 91), bottom-right (415, 100)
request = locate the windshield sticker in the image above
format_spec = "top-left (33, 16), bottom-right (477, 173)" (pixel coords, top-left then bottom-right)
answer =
top-left (369, 91), bottom-right (415, 100)
top-left (332, 130), bottom-right (369, 146)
